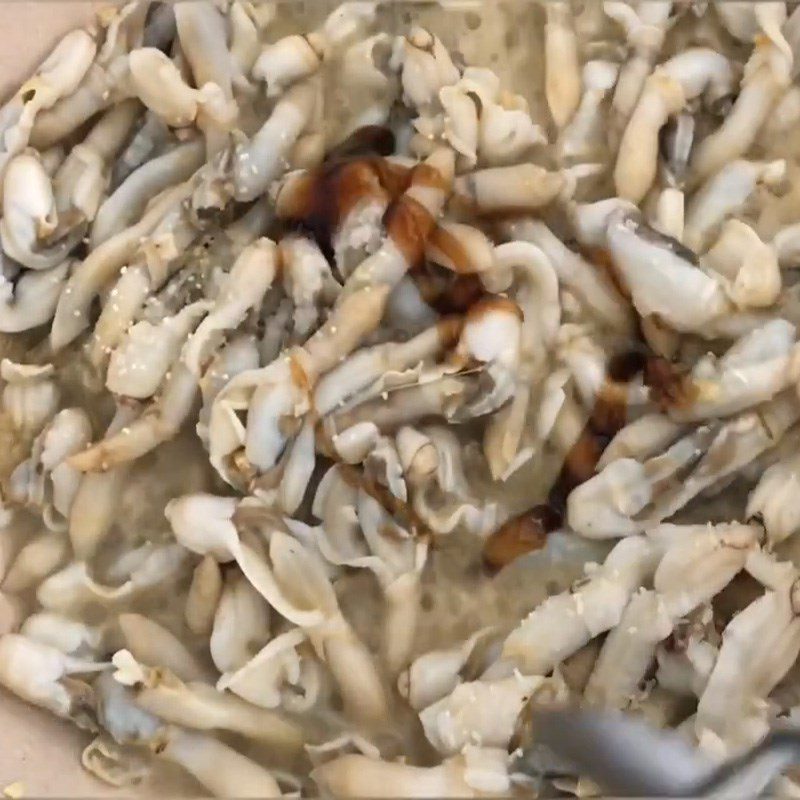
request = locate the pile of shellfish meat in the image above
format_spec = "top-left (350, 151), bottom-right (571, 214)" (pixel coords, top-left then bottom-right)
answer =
top-left (7, 0), bottom-right (800, 795)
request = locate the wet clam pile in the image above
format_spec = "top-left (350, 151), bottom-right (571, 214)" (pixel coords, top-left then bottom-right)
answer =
top-left (6, 0), bottom-right (800, 796)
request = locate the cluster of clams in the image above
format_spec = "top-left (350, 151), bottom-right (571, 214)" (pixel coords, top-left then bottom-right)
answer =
top-left (5, 0), bottom-right (800, 796)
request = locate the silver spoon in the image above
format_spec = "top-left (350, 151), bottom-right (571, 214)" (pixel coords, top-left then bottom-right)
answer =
top-left (520, 708), bottom-right (800, 798)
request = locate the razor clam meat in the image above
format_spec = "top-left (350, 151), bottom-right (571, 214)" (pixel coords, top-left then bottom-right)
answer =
top-left (5, 1), bottom-right (800, 796)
